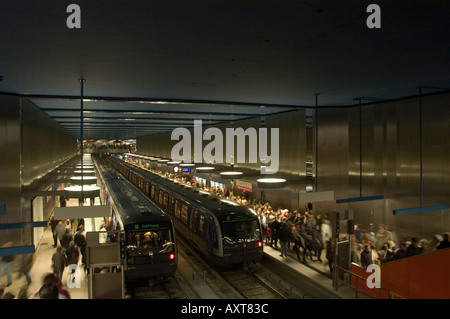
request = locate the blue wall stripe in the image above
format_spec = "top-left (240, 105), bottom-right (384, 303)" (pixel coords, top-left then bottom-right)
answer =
top-left (393, 205), bottom-right (449, 215)
top-left (336, 195), bottom-right (384, 204)
top-left (0, 245), bottom-right (35, 257)
top-left (0, 204), bottom-right (5, 215)
top-left (0, 221), bottom-right (48, 230)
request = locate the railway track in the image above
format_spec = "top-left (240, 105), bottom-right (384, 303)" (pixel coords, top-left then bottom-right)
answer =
top-left (219, 267), bottom-right (287, 299)
top-left (125, 274), bottom-right (195, 299)
top-left (177, 235), bottom-right (304, 299)
top-left (125, 236), bottom-right (310, 299)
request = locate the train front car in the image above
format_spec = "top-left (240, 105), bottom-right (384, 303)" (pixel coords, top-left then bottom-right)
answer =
top-left (123, 220), bottom-right (177, 282)
top-left (216, 203), bottom-right (264, 266)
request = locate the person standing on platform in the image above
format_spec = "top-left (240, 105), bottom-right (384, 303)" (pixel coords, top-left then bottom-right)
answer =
top-left (99, 220), bottom-right (108, 244)
top-left (326, 237), bottom-right (335, 272)
top-left (312, 224), bottom-right (324, 262)
top-left (59, 196), bottom-right (67, 207)
top-left (321, 217), bottom-right (333, 248)
top-left (360, 244), bottom-right (373, 268)
top-left (50, 216), bottom-right (59, 248)
top-left (437, 233), bottom-right (450, 250)
top-left (268, 216), bottom-right (280, 248)
top-left (278, 220), bottom-right (291, 258)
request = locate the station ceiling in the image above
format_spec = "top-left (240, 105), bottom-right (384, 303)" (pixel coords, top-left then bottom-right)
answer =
top-left (1, 0), bottom-right (449, 140)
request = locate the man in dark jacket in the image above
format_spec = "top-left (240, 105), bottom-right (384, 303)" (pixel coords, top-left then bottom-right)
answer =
top-left (278, 222), bottom-right (291, 257)
top-left (437, 233), bottom-right (450, 250)
top-left (269, 217), bottom-right (280, 248)
top-left (406, 237), bottom-right (422, 257)
top-left (360, 244), bottom-right (373, 268)
top-left (61, 228), bottom-right (73, 251)
top-left (74, 225), bottom-right (86, 265)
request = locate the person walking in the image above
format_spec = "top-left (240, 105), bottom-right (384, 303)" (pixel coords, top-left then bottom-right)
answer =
top-left (74, 225), bottom-right (86, 266)
top-left (51, 246), bottom-right (67, 285)
top-left (65, 241), bottom-right (80, 284)
top-left (18, 251), bottom-right (34, 286)
top-left (61, 228), bottom-right (73, 251)
top-left (54, 220), bottom-right (66, 247)
top-left (0, 241), bottom-right (14, 287)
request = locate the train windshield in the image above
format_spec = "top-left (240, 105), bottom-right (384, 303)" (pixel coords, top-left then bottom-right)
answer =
top-left (221, 218), bottom-right (260, 243)
top-left (126, 229), bottom-right (174, 264)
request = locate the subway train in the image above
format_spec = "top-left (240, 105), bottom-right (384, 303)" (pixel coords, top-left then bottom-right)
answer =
top-left (103, 154), bottom-right (264, 267)
top-left (93, 155), bottom-right (177, 282)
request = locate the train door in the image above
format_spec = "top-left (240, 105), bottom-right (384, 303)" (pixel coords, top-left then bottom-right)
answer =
top-left (210, 218), bottom-right (222, 258)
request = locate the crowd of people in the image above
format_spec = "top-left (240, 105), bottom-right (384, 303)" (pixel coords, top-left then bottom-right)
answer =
top-left (350, 224), bottom-right (450, 268)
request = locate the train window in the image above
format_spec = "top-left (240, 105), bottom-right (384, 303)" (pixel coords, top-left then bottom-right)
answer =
top-left (181, 204), bottom-right (189, 224)
top-left (163, 193), bottom-right (169, 209)
top-left (126, 229), bottom-right (175, 266)
top-left (145, 181), bottom-right (150, 195)
top-left (221, 218), bottom-right (260, 244)
top-left (151, 185), bottom-right (155, 199)
top-left (199, 214), bottom-right (205, 236)
top-left (190, 209), bottom-right (198, 232)
top-left (174, 200), bottom-right (181, 218)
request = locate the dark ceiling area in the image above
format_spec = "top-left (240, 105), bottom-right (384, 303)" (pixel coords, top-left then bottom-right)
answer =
top-left (1, 0), bottom-right (449, 140)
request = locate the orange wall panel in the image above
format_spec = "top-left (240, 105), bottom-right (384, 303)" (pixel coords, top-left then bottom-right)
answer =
top-left (351, 248), bottom-right (450, 299)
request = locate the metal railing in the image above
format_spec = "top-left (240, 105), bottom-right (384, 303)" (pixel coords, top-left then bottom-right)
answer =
top-left (334, 264), bottom-right (406, 299)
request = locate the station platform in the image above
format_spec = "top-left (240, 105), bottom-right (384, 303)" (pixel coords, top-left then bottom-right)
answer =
top-left (2, 200), bottom-right (358, 300)
top-left (1, 199), bottom-right (90, 299)
top-left (262, 244), bottom-right (363, 299)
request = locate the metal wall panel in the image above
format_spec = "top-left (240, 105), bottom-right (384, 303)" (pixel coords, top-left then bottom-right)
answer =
top-left (315, 93), bottom-right (450, 242)
top-left (0, 95), bottom-right (22, 246)
top-left (138, 92), bottom-right (450, 243)
top-left (0, 96), bottom-right (78, 246)
top-left (21, 99), bottom-right (77, 187)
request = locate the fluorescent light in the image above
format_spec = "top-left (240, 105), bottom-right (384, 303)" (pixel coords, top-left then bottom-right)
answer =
top-left (220, 171), bottom-right (243, 179)
top-left (257, 177), bottom-right (286, 188)
top-left (196, 166), bottom-right (215, 171)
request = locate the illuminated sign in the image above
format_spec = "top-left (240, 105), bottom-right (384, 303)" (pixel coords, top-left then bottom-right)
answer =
top-left (133, 223), bottom-right (159, 230)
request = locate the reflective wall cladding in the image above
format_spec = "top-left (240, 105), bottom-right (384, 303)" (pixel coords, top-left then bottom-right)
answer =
top-left (0, 95), bottom-right (23, 245)
top-left (315, 92), bottom-right (450, 242)
top-left (138, 92), bottom-right (450, 242)
top-left (0, 96), bottom-right (78, 246)
top-left (21, 99), bottom-right (77, 186)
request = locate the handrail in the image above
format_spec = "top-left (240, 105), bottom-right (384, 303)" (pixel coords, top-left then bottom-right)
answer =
top-left (334, 265), bottom-right (397, 299)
